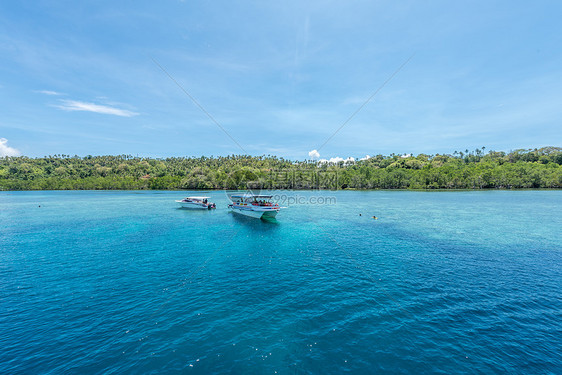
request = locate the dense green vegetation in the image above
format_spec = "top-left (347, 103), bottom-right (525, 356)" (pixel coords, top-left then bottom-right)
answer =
top-left (1, 147), bottom-right (561, 190)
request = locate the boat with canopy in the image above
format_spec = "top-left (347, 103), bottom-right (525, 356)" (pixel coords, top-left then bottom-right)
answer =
top-left (228, 194), bottom-right (284, 219)
top-left (176, 196), bottom-right (216, 209)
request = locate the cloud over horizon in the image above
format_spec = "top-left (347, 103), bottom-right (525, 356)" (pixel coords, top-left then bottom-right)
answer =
top-left (55, 100), bottom-right (139, 117)
top-left (318, 156), bottom-right (355, 164)
top-left (0, 138), bottom-right (21, 157)
top-left (308, 149), bottom-right (320, 159)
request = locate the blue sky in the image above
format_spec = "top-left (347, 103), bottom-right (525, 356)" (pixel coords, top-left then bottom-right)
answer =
top-left (1, 1), bottom-right (561, 160)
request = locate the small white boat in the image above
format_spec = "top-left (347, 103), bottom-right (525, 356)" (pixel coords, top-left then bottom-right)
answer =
top-left (228, 194), bottom-right (284, 219)
top-left (176, 196), bottom-right (216, 209)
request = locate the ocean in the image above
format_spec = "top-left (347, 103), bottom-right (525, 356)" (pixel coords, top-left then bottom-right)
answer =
top-left (1, 190), bottom-right (561, 374)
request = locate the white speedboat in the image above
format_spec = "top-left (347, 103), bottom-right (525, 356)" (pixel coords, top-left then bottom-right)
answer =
top-left (228, 194), bottom-right (284, 219)
top-left (176, 196), bottom-right (216, 209)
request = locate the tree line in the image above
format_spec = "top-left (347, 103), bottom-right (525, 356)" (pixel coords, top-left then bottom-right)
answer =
top-left (1, 147), bottom-right (561, 190)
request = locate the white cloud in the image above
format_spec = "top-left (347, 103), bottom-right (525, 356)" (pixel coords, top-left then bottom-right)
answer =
top-left (36, 90), bottom-right (63, 96)
top-left (55, 100), bottom-right (139, 117)
top-left (360, 155), bottom-right (371, 161)
top-left (0, 138), bottom-right (21, 157)
top-left (308, 149), bottom-right (320, 159)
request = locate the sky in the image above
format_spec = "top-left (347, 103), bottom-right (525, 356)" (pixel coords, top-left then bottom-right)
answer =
top-left (1, 1), bottom-right (561, 160)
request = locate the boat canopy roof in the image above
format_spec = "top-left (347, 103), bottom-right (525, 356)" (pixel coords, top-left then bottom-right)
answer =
top-left (231, 194), bottom-right (273, 199)
top-left (186, 196), bottom-right (211, 200)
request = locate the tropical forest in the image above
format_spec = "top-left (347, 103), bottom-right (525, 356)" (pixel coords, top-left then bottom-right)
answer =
top-left (1, 147), bottom-right (561, 191)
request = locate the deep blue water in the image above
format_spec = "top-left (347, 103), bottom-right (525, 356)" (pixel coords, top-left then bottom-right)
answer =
top-left (1, 190), bottom-right (561, 374)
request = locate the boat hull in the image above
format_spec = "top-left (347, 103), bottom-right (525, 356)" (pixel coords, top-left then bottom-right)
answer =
top-left (229, 205), bottom-right (279, 219)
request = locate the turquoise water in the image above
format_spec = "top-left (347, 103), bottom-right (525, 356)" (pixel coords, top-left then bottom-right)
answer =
top-left (1, 190), bottom-right (561, 374)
